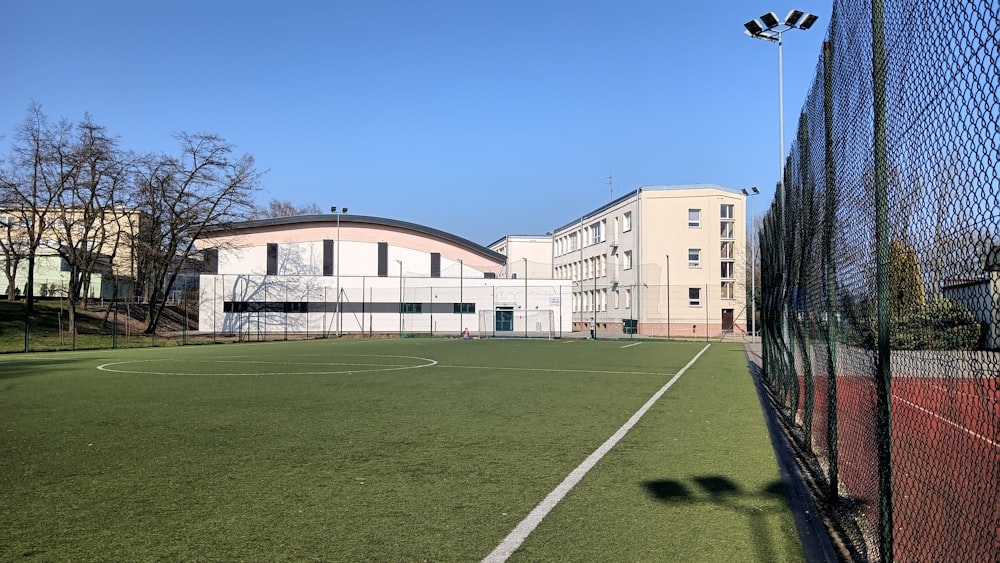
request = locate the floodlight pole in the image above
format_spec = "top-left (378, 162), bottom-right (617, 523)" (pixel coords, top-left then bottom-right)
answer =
top-left (523, 257), bottom-right (528, 338)
top-left (665, 254), bottom-right (670, 340)
top-left (744, 9), bottom-right (817, 360)
top-left (742, 187), bottom-right (760, 342)
top-left (331, 206), bottom-right (348, 336)
top-left (397, 259), bottom-right (403, 336)
top-left (458, 258), bottom-right (463, 335)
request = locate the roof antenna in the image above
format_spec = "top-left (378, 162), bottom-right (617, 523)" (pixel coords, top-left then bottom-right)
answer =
top-left (607, 173), bottom-right (614, 200)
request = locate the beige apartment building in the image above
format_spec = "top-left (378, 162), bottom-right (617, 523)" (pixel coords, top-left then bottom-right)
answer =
top-left (487, 235), bottom-right (554, 280)
top-left (0, 207), bottom-right (146, 299)
top-left (550, 185), bottom-right (748, 338)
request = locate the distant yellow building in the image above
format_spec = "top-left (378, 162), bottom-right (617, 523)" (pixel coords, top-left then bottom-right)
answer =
top-left (0, 207), bottom-right (147, 299)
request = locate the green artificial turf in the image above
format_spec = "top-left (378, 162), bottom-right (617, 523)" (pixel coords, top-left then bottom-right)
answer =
top-left (0, 338), bottom-right (802, 561)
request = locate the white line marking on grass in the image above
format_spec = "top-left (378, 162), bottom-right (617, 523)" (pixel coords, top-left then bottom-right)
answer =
top-left (482, 343), bottom-right (712, 563)
top-left (438, 364), bottom-right (670, 377)
top-left (95, 355), bottom-right (438, 376)
top-left (620, 342), bottom-right (642, 349)
top-left (896, 396), bottom-right (1000, 449)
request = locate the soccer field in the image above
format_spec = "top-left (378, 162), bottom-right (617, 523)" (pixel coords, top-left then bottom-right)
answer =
top-left (1, 338), bottom-right (803, 561)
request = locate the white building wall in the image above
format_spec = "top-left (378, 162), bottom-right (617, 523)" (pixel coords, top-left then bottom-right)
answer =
top-left (198, 273), bottom-right (572, 336)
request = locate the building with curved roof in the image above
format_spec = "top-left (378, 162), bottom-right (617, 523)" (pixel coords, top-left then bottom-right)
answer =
top-left (194, 214), bottom-right (572, 337)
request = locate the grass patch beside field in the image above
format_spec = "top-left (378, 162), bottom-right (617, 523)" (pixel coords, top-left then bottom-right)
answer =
top-left (0, 338), bottom-right (802, 561)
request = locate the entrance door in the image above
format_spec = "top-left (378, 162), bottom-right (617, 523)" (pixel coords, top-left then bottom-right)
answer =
top-left (496, 307), bottom-right (514, 332)
top-left (722, 308), bottom-right (734, 332)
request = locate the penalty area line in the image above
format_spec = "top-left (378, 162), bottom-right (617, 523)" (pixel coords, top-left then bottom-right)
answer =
top-left (620, 342), bottom-right (642, 349)
top-left (481, 343), bottom-right (712, 563)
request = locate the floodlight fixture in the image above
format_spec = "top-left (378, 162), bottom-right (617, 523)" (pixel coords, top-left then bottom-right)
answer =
top-left (744, 19), bottom-right (764, 35)
top-left (752, 186), bottom-right (760, 194)
top-left (760, 11), bottom-right (780, 29)
top-left (741, 188), bottom-right (748, 195)
top-left (784, 9), bottom-right (804, 27)
top-left (799, 13), bottom-right (819, 29)
top-left (743, 9), bottom-right (817, 352)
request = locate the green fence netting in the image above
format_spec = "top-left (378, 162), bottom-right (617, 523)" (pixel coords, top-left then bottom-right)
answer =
top-left (758, 1), bottom-right (999, 561)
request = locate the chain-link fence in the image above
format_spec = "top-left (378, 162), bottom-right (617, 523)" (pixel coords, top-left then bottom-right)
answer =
top-left (759, 1), bottom-right (999, 560)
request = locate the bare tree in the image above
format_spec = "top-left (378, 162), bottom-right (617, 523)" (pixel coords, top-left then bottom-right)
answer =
top-left (132, 133), bottom-right (260, 334)
top-left (49, 116), bottom-right (130, 334)
top-left (0, 182), bottom-right (30, 300)
top-left (248, 198), bottom-right (322, 219)
top-left (3, 104), bottom-right (73, 314)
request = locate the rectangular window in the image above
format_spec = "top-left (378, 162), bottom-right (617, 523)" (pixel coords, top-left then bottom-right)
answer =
top-left (323, 239), bottom-right (334, 276)
top-left (591, 222), bottom-right (601, 244)
top-left (377, 242), bottom-right (388, 277)
top-left (721, 204), bottom-right (734, 220)
top-left (402, 303), bottom-right (422, 314)
top-left (623, 211), bottom-right (632, 232)
top-left (613, 289), bottom-right (620, 309)
top-left (569, 232), bottom-right (578, 251)
top-left (721, 221), bottom-right (734, 240)
top-left (625, 288), bottom-right (632, 309)
top-left (689, 287), bottom-right (701, 306)
top-left (285, 302), bottom-right (309, 313)
top-left (721, 281), bottom-right (735, 299)
top-left (430, 252), bottom-right (441, 278)
top-left (688, 248), bottom-right (701, 268)
top-left (721, 241), bottom-right (734, 259)
top-left (721, 261), bottom-right (734, 279)
top-left (266, 243), bottom-right (278, 275)
top-left (453, 303), bottom-right (475, 314)
top-left (688, 209), bottom-right (701, 228)
top-left (623, 250), bottom-right (633, 270)
top-left (203, 248), bottom-right (219, 274)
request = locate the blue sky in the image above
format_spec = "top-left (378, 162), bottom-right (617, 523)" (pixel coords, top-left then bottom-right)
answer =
top-left (2, 1), bottom-right (830, 244)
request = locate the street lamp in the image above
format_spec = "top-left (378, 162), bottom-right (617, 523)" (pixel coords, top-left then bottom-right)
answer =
top-left (331, 206), bottom-right (348, 336)
top-left (741, 187), bottom-right (760, 342)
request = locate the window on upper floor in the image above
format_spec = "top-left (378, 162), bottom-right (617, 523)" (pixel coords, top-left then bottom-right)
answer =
top-left (688, 209), bottom-right (701, 228)
top-left (623, 211), bottom-right (632, 232)
top-left (721, 241), bottom-right (734, 260)
top-left (688, 249), bottom-right (701, 268)
top-left (721, 261), bottom-right (734, 279)
top-left (623, 250), bottom-right (633, 270)
top-left (721, 204), bottom-right (734, 220)
top-left (721, 221), bottom-right (734, 240)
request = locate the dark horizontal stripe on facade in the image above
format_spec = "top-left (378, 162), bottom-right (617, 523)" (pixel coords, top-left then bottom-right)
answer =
top-left (222, 301), bottom-right (476, 315)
